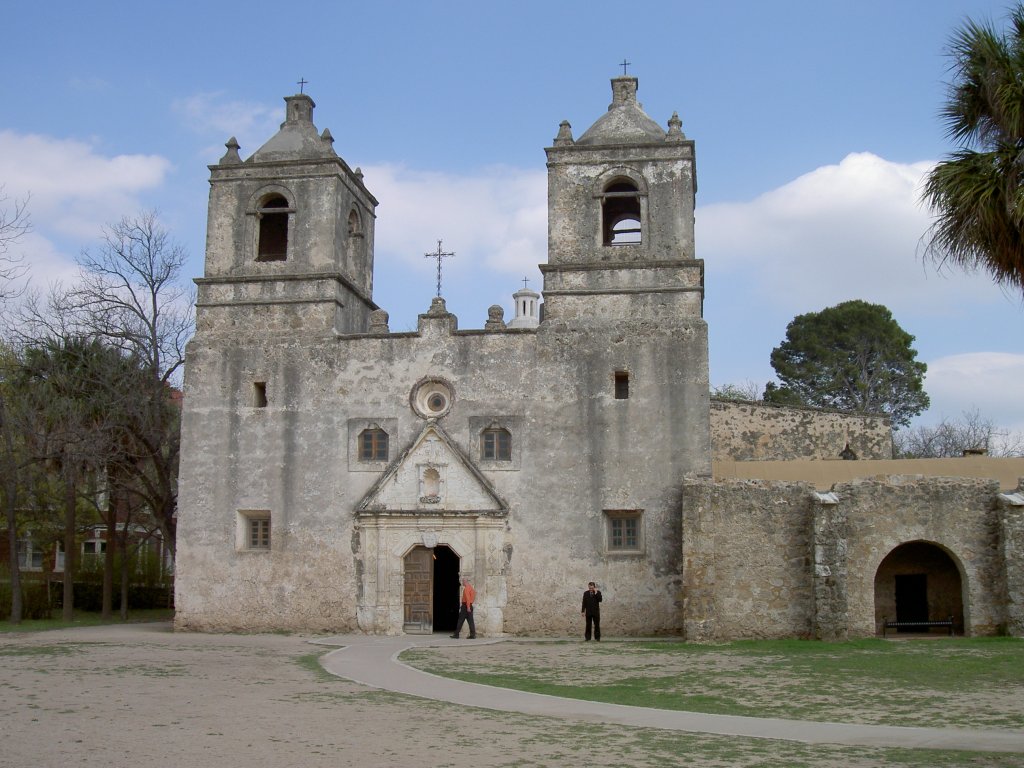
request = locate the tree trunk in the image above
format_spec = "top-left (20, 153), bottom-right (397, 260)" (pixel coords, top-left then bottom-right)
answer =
top-left (120, 538), bottom-right (129, 620)
top-left (4, 497), bottom-right (23, 623)
top-left (61, 464), bottom-right (76, 622)
top-left (101, 481), bottom-right (122, 619)
top-left (0, 397), bottom-right (23, 624)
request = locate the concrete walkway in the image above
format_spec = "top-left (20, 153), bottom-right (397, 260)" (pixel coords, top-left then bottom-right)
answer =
top-left (314, 634), bottom-right (1024, 754)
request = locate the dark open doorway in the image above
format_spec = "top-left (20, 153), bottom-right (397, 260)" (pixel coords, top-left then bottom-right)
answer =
top-left (432, 545), bottom-right (460, 633)
top-left (894, 574), bottom-right (928, 629)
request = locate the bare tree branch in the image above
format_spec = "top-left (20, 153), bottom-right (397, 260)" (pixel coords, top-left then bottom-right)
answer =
top-left (0, 187), bottom-right (31, 303)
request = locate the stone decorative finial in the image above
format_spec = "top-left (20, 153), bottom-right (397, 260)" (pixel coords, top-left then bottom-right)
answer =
top-left (485, 305), bottom-right (506, 330)
top-left (427, 296), bottom-right (449, 316)
top-left (354, 167), bottom-right (364, 180)
top-left (554, 120), bottom-right (575, 146)
top-left (666, 111), bottom-right (686, 141)
top-left (220, 137), bottom-right (242, 164)
top-left (321, 128), bottom-right (336, 154)
top-left (368, 309), bottom-right (390, 334)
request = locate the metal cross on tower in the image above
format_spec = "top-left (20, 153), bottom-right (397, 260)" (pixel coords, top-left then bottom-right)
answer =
top-left (297, 77), bottom-right (308, 93)
top-left (425, 240), bottom-right (455, 297)
top-left (521, 276), bottom-right (530, 289)
top-left (619, 59), bottom-right (631, 75)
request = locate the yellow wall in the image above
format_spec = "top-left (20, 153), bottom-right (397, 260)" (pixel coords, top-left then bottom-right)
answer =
top-left (713, 456), bottom-right (1024, 492)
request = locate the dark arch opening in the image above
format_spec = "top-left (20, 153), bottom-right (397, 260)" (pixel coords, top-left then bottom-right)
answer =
top-left (432, 545), bottom-right (460, 633)
top-left (873, 541), bottom-right (964, 635)
top-left (257, 195), bottom-right (289, 261)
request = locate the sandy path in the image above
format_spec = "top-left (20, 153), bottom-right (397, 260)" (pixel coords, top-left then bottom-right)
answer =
top-left (2, 623), bottom-right (1023, 768)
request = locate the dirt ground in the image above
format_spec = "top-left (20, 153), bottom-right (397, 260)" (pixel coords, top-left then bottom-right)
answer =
top-left (2, 623), bottom-right (1022, 768)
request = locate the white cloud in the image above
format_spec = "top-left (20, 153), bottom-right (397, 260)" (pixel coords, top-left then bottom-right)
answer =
top-left (363, 163), bottom-right (547, 279)
top-left (922, 352), bottom-right (1024, 434)
top-left (0, 130), bottom-right (172, 288)
top-left (697, 152), bottom-right (1005, 315)
top-left (172, 93), bottom-right (280, 161)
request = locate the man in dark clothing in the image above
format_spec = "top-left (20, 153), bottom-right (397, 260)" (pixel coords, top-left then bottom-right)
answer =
top-left (581, 581), bottom-right (602, 641)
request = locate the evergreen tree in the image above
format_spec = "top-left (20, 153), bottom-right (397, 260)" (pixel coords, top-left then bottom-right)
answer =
top-left (764, 300), bottom-right (929, 428)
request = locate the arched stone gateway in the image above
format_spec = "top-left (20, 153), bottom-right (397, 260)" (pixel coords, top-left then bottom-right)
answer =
top-left (874, 541), bottom-right (965, 635)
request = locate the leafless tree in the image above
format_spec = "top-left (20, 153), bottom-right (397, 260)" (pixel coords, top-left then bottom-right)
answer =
top-left (60, 212), bottom-right (194, 559)
top-left (711, 380), bottom-right (763, 402)
top-left (0, 187), bottom-right (30, 302)
top-left (12, 212), bottom-right (192, 563)
top-left (894, 409), bottom-right (1024, 458)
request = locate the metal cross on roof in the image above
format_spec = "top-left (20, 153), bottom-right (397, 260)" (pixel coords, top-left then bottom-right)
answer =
top-left (620, 59), bottom-right (631, 75)
top-left (425, 240), bottom-right (455, 297)
top-left (297, 77), bottom-right (308, 94)
top-left (521, 277), bottom-right (530, 289)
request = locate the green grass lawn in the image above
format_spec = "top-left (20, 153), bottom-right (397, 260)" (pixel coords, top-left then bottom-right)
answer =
top-left (402, 637), bottom-right (1024, 730)
top-left (0, 608), bottom-right (174, 633)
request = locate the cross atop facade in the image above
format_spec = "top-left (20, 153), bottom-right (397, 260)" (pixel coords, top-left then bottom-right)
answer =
top-left (425, 240), bottom-right (455, 297)
top-left (521, 276), bottom-right (530, 289)
top-left (619, 59), bottom-right (631, 76)
top-left (297, 77), bottom-right (308, 94)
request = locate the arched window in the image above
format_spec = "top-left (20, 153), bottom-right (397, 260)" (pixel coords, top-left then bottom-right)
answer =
top-left (359, 427), bottom-right (388, 462)
top-left (481, 427), bottom-right (512, 461)
top-left (347, 208), bottom-right (361, 237)
top-left (601, 181), bottom-right (642, 245)
top-left (256, 195), bottom-right (292, 261)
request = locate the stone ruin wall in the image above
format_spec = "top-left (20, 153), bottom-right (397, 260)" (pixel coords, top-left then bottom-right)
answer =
top-left (836, 475), bottom-right (1011, 637)
top-left (681, 475), bottom-right (1024, 641)
top-left (710, 399), bottom-right (892, 462)
top-left (681, 478), bottom-right (816, 641)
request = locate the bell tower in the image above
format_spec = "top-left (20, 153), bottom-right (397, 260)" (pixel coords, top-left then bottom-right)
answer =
top-left (541, 76), bottom-right (702, 324)
top-left (196, 93), bottom-right (378, 336)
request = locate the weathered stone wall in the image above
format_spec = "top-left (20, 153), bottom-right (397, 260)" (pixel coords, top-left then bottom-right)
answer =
top-left (176, 302), bottom-right (711, 636)
top-left (681, 478), bottom-right (816, 640)
top-left (681, 475), bottom-right (1016, 640)
top-left (710, 399), bottom-right (891, 462)
top-left (837, 476), bottom-right (1007, 637)
top-left (1000, 489), bottom-right (1024, 635)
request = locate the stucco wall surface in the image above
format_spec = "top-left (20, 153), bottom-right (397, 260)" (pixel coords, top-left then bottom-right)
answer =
top-left (710, 399), bottom-right (892, 462)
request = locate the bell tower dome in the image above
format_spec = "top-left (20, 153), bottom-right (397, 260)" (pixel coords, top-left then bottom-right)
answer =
top-left (541, 76), bottom-right (702, 325)
top-left (196, 92), bottom-right (379, 336)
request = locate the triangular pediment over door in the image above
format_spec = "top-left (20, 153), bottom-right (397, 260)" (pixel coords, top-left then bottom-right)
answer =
top-left (356, 421), bottom-right (508, 516)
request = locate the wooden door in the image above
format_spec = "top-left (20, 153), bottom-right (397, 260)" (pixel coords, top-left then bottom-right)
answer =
top-left (403, 547), bottom-right (433, 634)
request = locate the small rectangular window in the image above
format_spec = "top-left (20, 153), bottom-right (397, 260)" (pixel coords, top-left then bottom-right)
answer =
top-left (238, 510), bottom-right (272, 551)
top-left (359, 428), bottom-right (389, 462)
top-left (249, 518), bottom-right (271, 549)
top-left (605, 510), bottom-right (643, 553)
top-left (253, 382), bottom-right (268, 408)
top-left (482, 428), bottom-right (512, 461)
top-left (614, 371), bottom-right (629, 400)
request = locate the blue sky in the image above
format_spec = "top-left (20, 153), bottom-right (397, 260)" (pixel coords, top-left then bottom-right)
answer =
top-left (2, 0), bottom-right (1023, 443)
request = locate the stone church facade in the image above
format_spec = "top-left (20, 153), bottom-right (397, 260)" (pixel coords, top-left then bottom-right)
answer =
top-left (175, 77), bottom-right (1024, 639)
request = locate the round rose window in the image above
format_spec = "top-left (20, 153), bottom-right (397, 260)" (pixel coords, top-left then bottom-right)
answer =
top-left (411, 377), bottom-right (454, 419)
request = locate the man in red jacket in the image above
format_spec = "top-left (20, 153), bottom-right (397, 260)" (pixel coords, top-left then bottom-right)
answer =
top-left (450, 577), bottom-right (476, 639)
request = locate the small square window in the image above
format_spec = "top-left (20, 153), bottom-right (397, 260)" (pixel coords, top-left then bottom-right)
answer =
top-left (238, 511), bottom-right (272, 551)
top-left (605, 510), bottom-right (643, 553)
